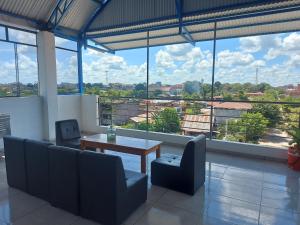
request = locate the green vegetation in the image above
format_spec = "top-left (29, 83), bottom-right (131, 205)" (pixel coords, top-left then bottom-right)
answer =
top-left (122, 108), bottom-right (181, 134)
top-left (251, 103), bottom-right (281, 127)
top-left (217, 112), bottom-right (269, 144)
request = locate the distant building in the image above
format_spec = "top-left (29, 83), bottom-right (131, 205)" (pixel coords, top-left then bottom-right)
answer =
top-left (286, 84), bottom-right (300, 97)
top-left (170, 84), bottom-right (183, 96)
top-left (99, 99), bottom-right (140, 126)
top-left (246, 92), bottom-right (264, 97)
top-left (207, 102), bottom-right (252, 125)
top-left (181, 109), bottom-right (213, 136)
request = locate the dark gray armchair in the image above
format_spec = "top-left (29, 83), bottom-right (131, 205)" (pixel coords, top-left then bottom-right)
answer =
top-left (151, 135), bottom-right (206, 195)
top-left (55, 119), bottom-right (81, 149)
top-left (79, 151), bottom-right (148, 225)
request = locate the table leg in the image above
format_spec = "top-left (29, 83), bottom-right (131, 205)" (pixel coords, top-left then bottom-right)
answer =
top-left (141, 155), bottom-right (146, 174)
top-left (156, 145), bottom-right (161, 158)
top-left (100, 148), bottom-right (105, 153)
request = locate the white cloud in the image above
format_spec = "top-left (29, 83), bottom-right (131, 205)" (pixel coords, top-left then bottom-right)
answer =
top-left (240, 36), bottom-right (262, 53)
top-left (217, 50), bottom-right (254, 68)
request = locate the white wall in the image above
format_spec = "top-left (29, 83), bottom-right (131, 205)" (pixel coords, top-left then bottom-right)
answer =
top-left (57, 95), bottom-right (82, 129)
top-left (0, 96), bottom-right (44, 148)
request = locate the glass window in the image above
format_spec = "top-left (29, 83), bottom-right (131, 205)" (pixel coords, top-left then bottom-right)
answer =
top-left (17, 45), bottom-right (38, 96)
top-left (0, 26), bottom-right (6, 40)
top-left (213, 32), bottom-right (300, 148)
top-left (56, 48), bottom-right (79, 94)
top-left (0, 41), bottom-right (17, 96)
top-left (8, 28), bottom-right (36, 45)
top-left (55, 37), bottom-right (77, 51)
top-left (149, 42), bottom-right (213, 100)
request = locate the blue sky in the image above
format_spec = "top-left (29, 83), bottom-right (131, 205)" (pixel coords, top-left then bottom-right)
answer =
top-left (82, 31), bottom-right (300, 87)
top-left (0, 29), bottom-right (299, 87)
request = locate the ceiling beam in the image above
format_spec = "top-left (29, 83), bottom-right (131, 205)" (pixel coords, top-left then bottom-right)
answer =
top-left (175, 0), bottom-right (195, 46)
top-left (80, 0), bottom-right (112, 36)
top-left (47, 0), bottom-right (75, 31)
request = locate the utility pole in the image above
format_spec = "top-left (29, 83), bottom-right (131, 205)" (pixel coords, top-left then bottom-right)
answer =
top-left (255, 67), bottom-right (259, 85)
top-left (105, 70), bottom-right (109, 86)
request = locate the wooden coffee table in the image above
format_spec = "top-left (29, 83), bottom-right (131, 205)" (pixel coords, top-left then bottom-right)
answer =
top-left (80, 134), bottom-right (162, 173)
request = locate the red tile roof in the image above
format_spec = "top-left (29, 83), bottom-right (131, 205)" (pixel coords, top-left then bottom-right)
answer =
top-left (207, 102), bottom-right (252, 110)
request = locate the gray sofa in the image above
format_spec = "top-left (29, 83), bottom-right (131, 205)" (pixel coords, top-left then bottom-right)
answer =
top-left (80, 151), bottom-right (148, 225)
top-left (3, 136), bottom-right (148, 225)
top-left (151, 135), bottom-right (206, 195)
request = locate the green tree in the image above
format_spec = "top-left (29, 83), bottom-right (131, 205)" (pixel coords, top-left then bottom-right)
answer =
top-left (152, 108), bottom-right (181, 133)
top-left (217, 112), bottom-right (268, 143)
top-left (251, 103), bottom-right (281, 127)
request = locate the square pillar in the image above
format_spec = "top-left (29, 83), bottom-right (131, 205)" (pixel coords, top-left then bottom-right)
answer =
top-left (37, 31), bottom-right (58, 141)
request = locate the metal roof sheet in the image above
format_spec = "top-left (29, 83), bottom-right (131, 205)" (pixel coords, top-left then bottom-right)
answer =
top-left (59, 0), bottom-right (99, 31)
top-left (0, 0), bottom-right (56, 22)
top-left (0, 0), bottom-right (299, 50)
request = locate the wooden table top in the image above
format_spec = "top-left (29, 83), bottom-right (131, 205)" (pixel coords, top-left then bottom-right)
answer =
top-left (81, 134), bottom-right (162, 150)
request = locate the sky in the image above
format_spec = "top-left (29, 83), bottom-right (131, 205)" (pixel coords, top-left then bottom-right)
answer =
top-left (0, 28), bottom-right (299, 87)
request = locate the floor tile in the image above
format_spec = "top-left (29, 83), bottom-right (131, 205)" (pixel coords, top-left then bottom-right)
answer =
top-left (206, 195), bottom-right (260, 225)
top-left (259, 207), bottom-right (300, 225)
top-left (157, 189), bottom-right (207, 215)
top-left (262, 188), bottom-right (300, 212)
top-left (135, 202), bottom-right (203, 225)
top-left (147, 185), bottom-right (168, 204)
top-left (0, 189), bottom-right (47, 223)
top-left (13, 204), bottom-right (78, 225)
top-left (205, 177), bottom-right (262, 204)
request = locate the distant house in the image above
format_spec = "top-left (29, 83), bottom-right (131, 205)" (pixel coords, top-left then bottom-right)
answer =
top-left (207, 102), bottom-right (252, 125)
top-left (170, 84), bottom-right (183, 96)
top-left (99, 99), bottom-right (140, 126)
top-left (246, 92), bottom-right (264, 98)
top-left (286, 84), bottom-right (300, 97)
top-left (181, 109), bottom-right (212, 136)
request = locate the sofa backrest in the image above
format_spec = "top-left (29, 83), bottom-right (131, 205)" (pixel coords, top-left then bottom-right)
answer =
top-left (3, 136), bottom-right (27, 191)
top-left (25, 139), bottom-right (53, 201)
top-left (180, 135), bottom-right (206, 183)
top-left (55, 120), bottom-right (81, 144)
top-left (79, 151), bottom-right (127, 221)
top-left (48, 145), bottom-right (81, 215)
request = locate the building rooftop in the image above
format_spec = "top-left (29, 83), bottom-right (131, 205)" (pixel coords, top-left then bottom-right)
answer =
top-left (207, 101), bottom-right (253, 110)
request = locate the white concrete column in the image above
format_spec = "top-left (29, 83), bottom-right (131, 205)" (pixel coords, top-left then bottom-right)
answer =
top-left (37, 31), bottom-right (57, 141)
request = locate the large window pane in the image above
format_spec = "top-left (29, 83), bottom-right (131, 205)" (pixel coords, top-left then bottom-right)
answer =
top-left (18, 45), bottom-right (38, 96)
top-left (0, 26), bottom-right (6, 40)
top-left (55, 37), bottom-right (77, 51)
top-left (83, 48), bottom-right (147, 98)
top-left (8, 28), bottom-right (36, 45)
top-left (213, 32), bottom-right (300, 148)
top-left (56, 49), bottom-right (79, 94)
top-left (0, 42), bottom-right (17, 97)
top-left (149, 42), bottom-right (213, 99)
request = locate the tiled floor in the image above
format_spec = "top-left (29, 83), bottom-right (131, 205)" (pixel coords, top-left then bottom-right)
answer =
top-left (0, 145), bottom-right (300, 225)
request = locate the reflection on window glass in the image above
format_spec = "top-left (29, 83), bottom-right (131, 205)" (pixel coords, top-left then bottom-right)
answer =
top-left (18, 45), bottom-right (38, 96)
top-left (0, 41), bottom-right (17, 96)
top-left (0, 26), bottom-right (6, 40)
top-left (8, 28), bottom-right (36, 45)
top-left (56, 48), bottom-right (79, 94)
top-left (55, 37), bottom-right (77, 51)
